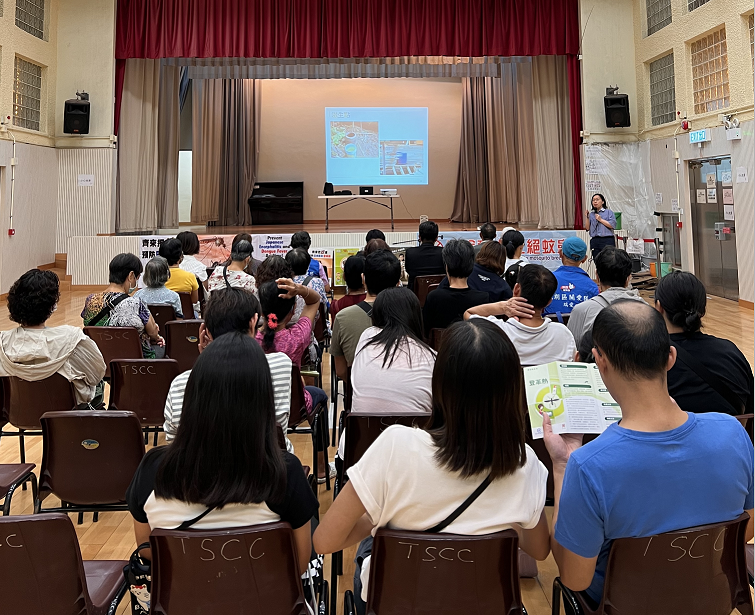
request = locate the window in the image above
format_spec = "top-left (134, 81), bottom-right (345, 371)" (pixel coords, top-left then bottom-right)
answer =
top-left (15, 0), bottom-right (45, 40)
top-left (13, 57), bottom-right (42, 131)
top-left (691, 28), bottom-right (729, 115)
top-left (749, 14), bottom-right (754, 71)
top-left (650, 53), bottom-right (676, 125)
top-left (687, 0), bottom-right (712, 11)
top-left (646, 0), bottom-right (672, 35)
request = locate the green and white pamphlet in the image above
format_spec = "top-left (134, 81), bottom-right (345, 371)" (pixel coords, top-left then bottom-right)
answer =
top-left (524, 362), bottom-right (622, 439)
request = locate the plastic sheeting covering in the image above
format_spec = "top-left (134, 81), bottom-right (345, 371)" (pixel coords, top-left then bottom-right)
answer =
top-left (584, 142), bottom-right (655, 241)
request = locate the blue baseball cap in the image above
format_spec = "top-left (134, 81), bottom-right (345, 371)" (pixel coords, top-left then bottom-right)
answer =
top-left (562, 236), bottom-right (587, 260)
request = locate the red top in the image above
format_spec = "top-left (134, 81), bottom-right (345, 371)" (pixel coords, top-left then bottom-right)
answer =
top-left (330, 293), bottom-right (367, 323)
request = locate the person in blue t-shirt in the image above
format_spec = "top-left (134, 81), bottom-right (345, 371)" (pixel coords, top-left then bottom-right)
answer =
top-left (544, 237), bottom-right (598, 317)
top-left (543, 299), bottom-right (754, 607)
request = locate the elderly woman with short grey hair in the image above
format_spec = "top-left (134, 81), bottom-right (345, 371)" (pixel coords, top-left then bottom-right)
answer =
top-left (134, 256), bottom-right (184, 318)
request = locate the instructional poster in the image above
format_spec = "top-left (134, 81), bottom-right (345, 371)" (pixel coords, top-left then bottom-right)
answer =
top-left (334, 248), bottom-right (361, 286)
top-left (310, 249), bottom-right (334, 284)
top-left (525, 362), bottom-right (621, 439)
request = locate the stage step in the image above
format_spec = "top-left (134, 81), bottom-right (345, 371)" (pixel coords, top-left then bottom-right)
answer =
top-left (48, 267), bottom-right (72, 291)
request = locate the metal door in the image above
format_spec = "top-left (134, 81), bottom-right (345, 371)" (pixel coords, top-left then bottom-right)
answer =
top-left (689, 157), bottom-right (738, 300)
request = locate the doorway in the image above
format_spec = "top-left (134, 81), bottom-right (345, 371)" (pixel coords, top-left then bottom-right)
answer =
top-left (689, 157), bottom-right (738, 300)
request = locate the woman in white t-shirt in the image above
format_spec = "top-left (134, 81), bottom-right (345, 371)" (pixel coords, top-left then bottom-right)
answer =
top-left (315, 319), bottom-right (550, 613)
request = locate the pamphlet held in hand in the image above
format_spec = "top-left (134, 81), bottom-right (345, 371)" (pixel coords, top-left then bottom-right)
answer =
top-left (525, 362), bottom-right (621, 439)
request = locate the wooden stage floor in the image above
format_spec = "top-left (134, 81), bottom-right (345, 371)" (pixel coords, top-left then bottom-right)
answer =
top-left (175, 220), bottom-right (543, 234)
top-left (0, 289), bottom-right (751, 614)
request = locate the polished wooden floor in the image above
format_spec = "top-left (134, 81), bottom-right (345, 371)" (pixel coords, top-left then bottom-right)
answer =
top-left (0, 289), bottom-right (751, 614)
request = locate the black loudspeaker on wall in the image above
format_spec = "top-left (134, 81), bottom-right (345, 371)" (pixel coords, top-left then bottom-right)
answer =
top-left (604, 87), bottom-right (630, 128)
top-left (63, 92), bottom-right (90, 135)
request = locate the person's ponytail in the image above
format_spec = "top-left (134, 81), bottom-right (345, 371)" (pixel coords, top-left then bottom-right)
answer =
top-left (501, 230), bottom-right (524, 260)
top-left (655, 271), bottom-right (706, 334)
top-left (258, 280), bottom-right (296, 352)
top-left (262, 314), bottom-right (279, 352)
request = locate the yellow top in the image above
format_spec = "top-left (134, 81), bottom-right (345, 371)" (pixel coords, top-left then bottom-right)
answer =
top-left (165, 267), bottom-right (199, 293)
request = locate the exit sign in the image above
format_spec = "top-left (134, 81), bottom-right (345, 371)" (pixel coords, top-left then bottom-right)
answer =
top-left (689, 129), bottom-right (710, 144)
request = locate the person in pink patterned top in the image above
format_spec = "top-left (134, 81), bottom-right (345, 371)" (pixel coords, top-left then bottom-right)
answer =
top-left (208, 240), bottom-right (257, 294)
top-left (256, 277), bottom-right (333, 482)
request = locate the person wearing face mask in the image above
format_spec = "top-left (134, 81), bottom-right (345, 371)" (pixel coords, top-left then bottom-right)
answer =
top-left (207, 240), bottom-right (257, 294)
top-left (0, 269), bottom-right (107, 406)
top-left (586, 193), bottom-right (616, 260)
top-left (82, 253), bottom-right (164, 358)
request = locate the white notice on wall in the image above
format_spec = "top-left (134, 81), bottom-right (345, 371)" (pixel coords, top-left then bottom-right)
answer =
top-left (671, 198), bottom-right (679, 212)
top-left (722, 188), bottom-right (734, 205)
top-left (696, 189), bottom-right (706, 204)
top-left (585, 158), bottom-right (609, 175)
top-left (654, 193), bottom-right (663, 205)
top-left (724, 204), bottom-right (735, 221)
top-left (77, 174), bottom-right (94, 187)
top-left (706, 188), bottom-right (717, 203)
top-left (706, 173), bottom-right (716, 188)
top-left (721, 171), bottom-right (733, 186)
top-left (736, 167), bottom-right (748, 183)
top-left (585, 180), bottom-right (602, 192)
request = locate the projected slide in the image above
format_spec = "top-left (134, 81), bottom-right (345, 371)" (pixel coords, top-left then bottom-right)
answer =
top-left (325, 107), bottom-right (428, 186)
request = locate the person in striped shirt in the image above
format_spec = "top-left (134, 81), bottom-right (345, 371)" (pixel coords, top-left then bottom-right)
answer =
top-left (163, 287), bottom-right (294, 452)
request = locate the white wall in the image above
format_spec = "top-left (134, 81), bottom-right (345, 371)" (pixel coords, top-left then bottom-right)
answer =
top-left (257, 78), bottom-right (462, 222)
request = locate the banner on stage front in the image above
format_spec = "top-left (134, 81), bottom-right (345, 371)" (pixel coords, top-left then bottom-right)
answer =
top-left (252, 234), bottom-right (293, 259)
top-left (310, 249), bottom-right (334, 284)
top-left (334, 248), bottom-right (361, 286)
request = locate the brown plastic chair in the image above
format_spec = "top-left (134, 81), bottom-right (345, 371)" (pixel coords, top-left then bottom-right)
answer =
top-left (83, 326), bottom-right (143, 378)
top-left (344, 527), bottom-right (525, 615)
top-left (148, 304), bottom-right (178, 332)
top-left (552, 513), bottom-right (753, 615)
top-left (35, 411), bottom-right (145, 523)
top-left (289, 364), bottom-right (330, 492)
top-left (149, 521), bottom-right (326, 615)
top-left (0, 513), bottom-right (128, 614)
top-left (109, 358), bottom-right (180, 445)
top-left (164, 319), bottom-right (202, 373)
top-left (414, 274), bottom-right (447, 307)
top-left (178, 291), bottom-right (195, 319)
top-left (0, 463), bottom-right (37, 515)
top-left (429, 327), bottom-right (446, 351)
top-left (736, 413), bottom-right (754, 444)
top-left (0, 374), bottom-right (77, 466)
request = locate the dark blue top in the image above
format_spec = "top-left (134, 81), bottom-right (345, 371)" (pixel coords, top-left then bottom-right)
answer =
top-left (544, 265), bottom-right (599, 315)
top-left (438, 263), bottom-right (512, 303)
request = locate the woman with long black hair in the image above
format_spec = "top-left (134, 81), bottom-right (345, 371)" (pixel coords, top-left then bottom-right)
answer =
top-left (126, 332), bottom-right (319, 573)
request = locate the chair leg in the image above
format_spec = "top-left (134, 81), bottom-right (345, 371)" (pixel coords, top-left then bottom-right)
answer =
top-left (143, 429), bottom-right (149, 445)
top-left (93, 512), bottom-right (99, 523)
top-left (153, 430), bottom-right (158, 446)
top-left (19, 430), bottom-right (27, 490)
top-left (552, 578), bottom-right (562, 615)
top-left (77, 511), bottom-right (84, 525)
top-left (320, 410), bottom-right (331, 491)
top-left (330, 552), bottom-right (339, 615)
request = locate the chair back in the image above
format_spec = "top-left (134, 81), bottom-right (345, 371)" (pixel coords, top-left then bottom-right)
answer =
top-left (289, 364), bottom-right (308, 429)
top-left (736, 413), bottom-right (754, 444)
top-left (83, 326), bottom-right (143, 378)
top-left (4, 375), bottom-right (76, 430)
top-left (414, 275), bottom-right (446, 307)
top-left (343, 412), bottom-right (427, 472)
top-left (109, 359), bottom-right (181, 426)
top-left (546, 312), bottom-right (571, 326)
top-left (38, 411), bottom-right (145, 506)
top-left (164, 320), bottom-right (202, 373)
top-left (344, 366), bottom-right (353, 412)
top-left (596, 514), bottom-right (752, 615)
top-left (148, 304), bottom-right (177, 332)
top-left (178, 292), bottom-right (195, 319)
top-left (429, 327), bottom-right (446, 351)
top-left (150, 522), bottom-right (308, 615)
top-left (366, 528), bottom-right (523, 615)
top-left (0, 513), bottom-right (95, 614)
top-left (313, 302), bottom-right (328, 344)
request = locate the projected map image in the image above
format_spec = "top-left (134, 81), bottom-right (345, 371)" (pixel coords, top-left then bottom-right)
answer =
top-left (380, 140), bottom-right (424, 177)
top-left (330, 121), bottom-right (379, 158)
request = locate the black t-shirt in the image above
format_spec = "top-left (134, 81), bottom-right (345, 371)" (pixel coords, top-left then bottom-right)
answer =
top-left (438, 264), bottom-right (512, 303)
top-left (405, 244), bottom-right (445, 291)
top-left (126, 446), bottom-right (319, 529)
top-left (422, 286), bottom-right (489, 335)
top-left (668, 332), bottom-right (754, 416)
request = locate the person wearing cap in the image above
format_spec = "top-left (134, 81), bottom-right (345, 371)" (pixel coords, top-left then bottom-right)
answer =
top-left (544, 236), bottom-right (599, 317)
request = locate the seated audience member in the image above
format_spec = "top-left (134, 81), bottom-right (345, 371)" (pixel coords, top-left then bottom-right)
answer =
top-left (135, 257), bottom-right (183, 318)
top-left (291, 231), bottom-right (331, 293)
top-left (176, 230), bottom-right (208, 287)
top-left (567, 247), bottom-right (643, 348)
top-left (576, 330), bottom-right (596, 363)
top-left (208, 240), bottom-right (256, 294)
top-left (159, 238), bottom-right (199, 306)
top-left (330, 254), bottom-right (366, 322)
top-left (82, 253), bottom-right (163, 358)
top-left (286, 248), bottom-right (329, 308)
top-left (0, 270), bottom-right (106, 406)
top-left (544, 237), bottom-right (599, 316)
top-left (466, 264), bottom-right (575, 365)
top-left (438, 240), bottom-right (512, 302)
top-left (314, 319), bottom-right (550, 614)
top-left (330, 250), bottom-right (401, 381)
top-left (257, 278), bottom-right (333, 482)
top-left (502, 228), bottom-right (528, 271)
top-left (222, 232), bottom-right (264, 277)
top-left (474, 222), bottom-right (497, 255)
top-left (256, 255), bottom-right (304, 324)
top-left (423, 239), bottom-right (512, 336)
top-left (127, 333), bottom-right (318, 574)
top-left (405, 220), bottom-right (445, 291)
top-left (363, 238), bottom-right (390, 255)
top-left (543, 300), bottom-right (754, 605)
top-left (655, 271), bottom-right (753, 415)
top-left (163, 287), bottom-right (293, 452)
top-left (365, 229), bottom-right (386, 245)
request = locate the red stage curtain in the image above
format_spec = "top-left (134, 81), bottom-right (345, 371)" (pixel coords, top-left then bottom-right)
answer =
top-left (567, 55), bottom-right (583, 229)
